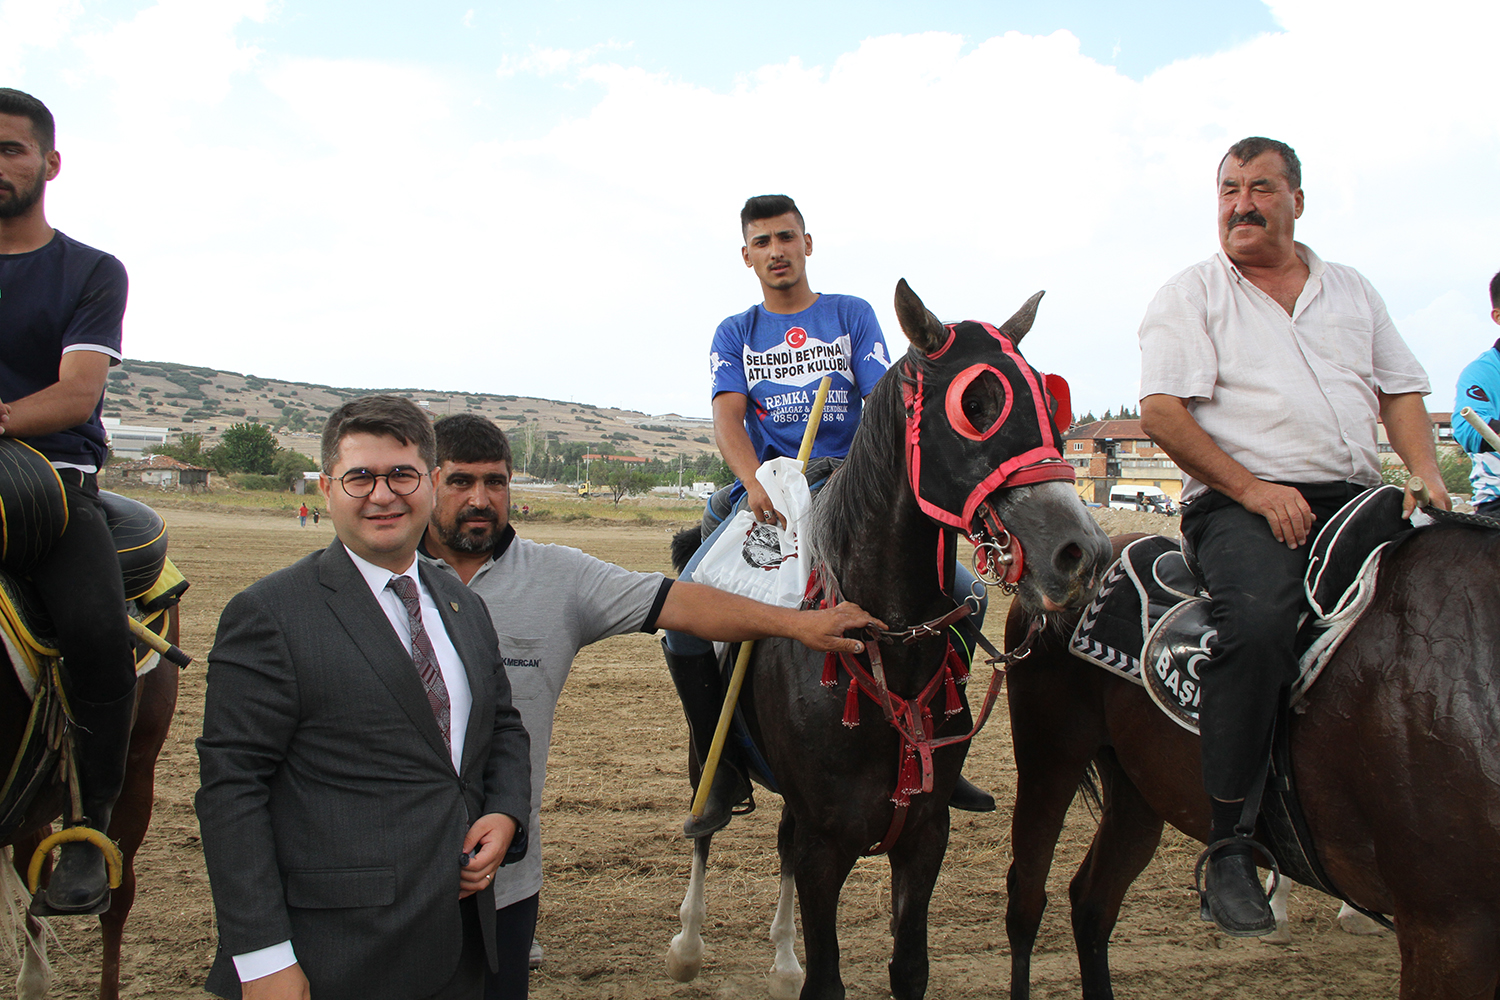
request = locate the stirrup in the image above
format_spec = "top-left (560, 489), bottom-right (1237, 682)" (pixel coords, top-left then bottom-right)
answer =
top-left (26, 825), bottom-right (122, 917)
top-left (1193, 834), bottom-right (1281, 921)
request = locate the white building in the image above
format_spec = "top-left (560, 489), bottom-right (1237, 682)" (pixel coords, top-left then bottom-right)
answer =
top-left (102, 417), bottom-right (169, 459)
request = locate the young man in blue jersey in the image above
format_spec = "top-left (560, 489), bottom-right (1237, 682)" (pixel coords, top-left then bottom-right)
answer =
top-left (1453, 270), bottom-right (1500, 515)
top-left (0, 88), bottom-right (137, 914)
top-left (664, 195), bottom-right (992, 837)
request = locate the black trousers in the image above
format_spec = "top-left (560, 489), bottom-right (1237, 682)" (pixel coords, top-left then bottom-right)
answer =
top-left (1182, 482), bottom-right (1365, 800)
top-left (29, 472), bottom-right (135, 702)
top-left (482, 892), bottom-right (539, 1000)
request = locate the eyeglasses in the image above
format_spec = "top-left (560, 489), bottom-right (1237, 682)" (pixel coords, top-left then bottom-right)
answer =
top-left (331, 467), bottom-right (428, 498)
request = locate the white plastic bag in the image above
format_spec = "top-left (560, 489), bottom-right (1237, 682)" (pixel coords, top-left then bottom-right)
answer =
top-left (692, 457), bottom-right (812, 608)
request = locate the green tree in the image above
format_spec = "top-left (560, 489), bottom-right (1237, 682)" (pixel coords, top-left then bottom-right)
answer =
top-left (213, 422), bottom-right (279, 474)
top-left (149, 431), bottom-right (206, 464)
top-left (272, 449), bottom-right (320, 488)
top-left (607, 468), bottom-right (653, 505)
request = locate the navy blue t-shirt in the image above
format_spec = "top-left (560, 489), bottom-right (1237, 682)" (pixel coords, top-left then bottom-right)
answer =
top-left (0, 230), bottom-right (126, 469)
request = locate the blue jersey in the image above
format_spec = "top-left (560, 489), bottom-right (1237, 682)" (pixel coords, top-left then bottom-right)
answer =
top-left (709, 293), bottom-right (891, 465)
top-left (1454, 341), bottom-right (1500, 505)
top-left (0, 230), bottom-right (126, 470)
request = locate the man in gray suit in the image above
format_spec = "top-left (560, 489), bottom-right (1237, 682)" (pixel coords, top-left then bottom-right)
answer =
top-left (197, 394), bottom-right (531, 1000)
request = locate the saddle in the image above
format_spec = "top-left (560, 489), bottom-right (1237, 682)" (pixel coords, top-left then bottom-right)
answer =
top-left (1, 490), bottom-right (187, 699)
top-left (1069, 484), bottom-right (1437, 921)
top-left (1070, 485), bottom-right (1412, 730)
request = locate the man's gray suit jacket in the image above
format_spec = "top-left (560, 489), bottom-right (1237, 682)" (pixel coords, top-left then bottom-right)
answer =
top-left (196, 539), bottom-right (531, 999)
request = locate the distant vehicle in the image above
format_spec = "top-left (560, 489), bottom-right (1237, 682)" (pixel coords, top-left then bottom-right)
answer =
top-left (697, 489), bottom-right (715, 500)
top-left (1108, 485), bottom-right (1178, 515)
top-left (577, 482), bottom-right (592, 497)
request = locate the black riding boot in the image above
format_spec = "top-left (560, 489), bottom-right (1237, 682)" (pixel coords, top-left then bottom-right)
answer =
top-left (44, 685), bottom-right (136, 914)
top-left (663, 643), bottom-right (751, 838)
top-left (947, 619), bottom-right (996, 813)
top-left (1199, 796), bottom-right (1276, 936)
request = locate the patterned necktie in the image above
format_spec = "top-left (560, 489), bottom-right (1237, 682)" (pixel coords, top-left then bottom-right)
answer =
top-left (386, 574), bottom-right (452, 751)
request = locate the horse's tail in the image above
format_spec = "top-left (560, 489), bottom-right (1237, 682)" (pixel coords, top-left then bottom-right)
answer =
top-left (671, 526), bottom-right (704, 575)
top-left (1078, 760), bottom-right (1104, 819)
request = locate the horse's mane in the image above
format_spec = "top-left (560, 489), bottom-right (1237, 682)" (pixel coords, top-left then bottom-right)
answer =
top-left (804, 348), bottom-right (928, 574)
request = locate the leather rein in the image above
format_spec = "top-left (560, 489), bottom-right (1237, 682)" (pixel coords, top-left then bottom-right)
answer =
top-left (807, 562), bottom-right (1046, 855)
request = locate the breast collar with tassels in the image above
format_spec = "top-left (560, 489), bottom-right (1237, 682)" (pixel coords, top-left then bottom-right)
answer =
top-left (901, 319), bottom-right (1074, 589)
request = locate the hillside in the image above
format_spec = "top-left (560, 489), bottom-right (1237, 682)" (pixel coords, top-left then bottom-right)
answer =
top-left (103, 359), bottom-right (717, 471)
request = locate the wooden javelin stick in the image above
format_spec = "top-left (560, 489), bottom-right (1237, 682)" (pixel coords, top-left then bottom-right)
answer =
top-left (690, 375), bottom-right (834, 822)
top-left (1460, 406), bottom-right (1500, 454)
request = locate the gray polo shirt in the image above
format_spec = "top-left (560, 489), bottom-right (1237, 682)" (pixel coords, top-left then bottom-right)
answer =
top-left (420, 527), bottom-right (670, 909)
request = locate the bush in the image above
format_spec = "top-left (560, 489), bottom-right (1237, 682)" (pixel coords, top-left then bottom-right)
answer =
top-left (1382, 448), bottom-right (1472, 496)
top-left (231, 473), bottom-right (285, 491)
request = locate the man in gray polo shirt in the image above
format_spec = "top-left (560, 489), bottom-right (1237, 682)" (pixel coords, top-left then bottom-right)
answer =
top-left (1138, 136), bottom-right (1449, 937)
top-left (418, 414), bottom-right (879, 1000)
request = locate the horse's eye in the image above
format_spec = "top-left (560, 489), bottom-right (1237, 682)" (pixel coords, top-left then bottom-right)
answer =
top-left (944, 365), bottom-right (1013, 441)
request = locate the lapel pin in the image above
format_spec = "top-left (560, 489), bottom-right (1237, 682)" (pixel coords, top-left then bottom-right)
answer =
top-left (450, 601), bottom-right (460, 612)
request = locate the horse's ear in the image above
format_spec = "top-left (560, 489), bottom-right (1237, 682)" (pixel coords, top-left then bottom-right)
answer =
top-left (894, 279), bottom-right (948, 355)
top-left (999, 290), bottom-right (1046, 345)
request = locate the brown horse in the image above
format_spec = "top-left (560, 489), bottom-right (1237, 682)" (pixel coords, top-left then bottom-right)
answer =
top-left (1004, 527), bottom-right (1500, 1000)
top-left (1, 590), bottom-right (182, 999)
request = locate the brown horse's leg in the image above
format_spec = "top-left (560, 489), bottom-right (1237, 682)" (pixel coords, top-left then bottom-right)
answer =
top-left (1066, 748), bottom-right (1163, 1000)
top-left (1005, 663), bottom-right (1104, 1000)
top-left (887, 803), bottom-right (950, 1000)
top-left (1395, 914), bottom-right (1500, 1000)
top-left (99, 659), bottom-right (178, 1000)
top-left (792, 826), bottom-right (857, 1000)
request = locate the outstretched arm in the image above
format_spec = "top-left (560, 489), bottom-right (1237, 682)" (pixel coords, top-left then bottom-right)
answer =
top-left (657, 581), bottom-right (885, 654)
top-left (1141, 393), bottom-right (1315, 548)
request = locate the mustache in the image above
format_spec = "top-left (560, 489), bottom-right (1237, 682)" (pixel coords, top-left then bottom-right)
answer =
top-left (456, 506), bottom-right (498, 526)
top-left (1228, 210), bottom-right (1267, 228)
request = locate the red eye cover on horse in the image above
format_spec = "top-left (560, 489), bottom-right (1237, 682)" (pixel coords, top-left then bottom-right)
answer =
top-left (903, 320), bottom-right (1074, 532)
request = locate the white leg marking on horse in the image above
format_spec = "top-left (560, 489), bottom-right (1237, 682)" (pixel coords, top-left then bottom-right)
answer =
top-left (2, 847), bottom-right (53, 1000)
top-left (666, 845), bottom-right (706, 982)
top-left (766, 866), bottom-right (803, 1000)
top-left (1336, 903), bottom-right (1388, 935)
top-left (1260, 873), bottom-right (1292, 945)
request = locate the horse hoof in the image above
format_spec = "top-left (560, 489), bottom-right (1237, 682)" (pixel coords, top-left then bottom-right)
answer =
top-left (1337, 905), bottom-right (1388, 935)
top-left (666, 936), bottom-right (703, 982)
top-left (1259, 920), bottom-right (1292, 945)
top-left (767, 969), bottom-right (804, 1000)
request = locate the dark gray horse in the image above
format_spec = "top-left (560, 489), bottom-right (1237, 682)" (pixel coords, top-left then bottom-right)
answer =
top-left (666, 280), bottom-right (1112, 1000)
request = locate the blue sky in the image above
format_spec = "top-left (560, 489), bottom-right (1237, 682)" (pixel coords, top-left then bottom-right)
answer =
top-left (4, 0), bottom-right (1498, 420)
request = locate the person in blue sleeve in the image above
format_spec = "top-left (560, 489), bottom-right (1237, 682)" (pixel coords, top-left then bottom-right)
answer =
top-left (1452, 271), bottom-right (1500, 516)
top-left (663, 195), bottom-right (993, 837)
top-left (0, 88), bottom-right (137, 915)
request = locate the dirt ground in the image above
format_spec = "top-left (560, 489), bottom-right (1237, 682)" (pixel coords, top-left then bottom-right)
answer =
top-left (2, 504), bottom-right (1402, 998)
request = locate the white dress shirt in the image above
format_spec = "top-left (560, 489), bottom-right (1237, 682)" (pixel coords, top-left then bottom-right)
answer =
top-left (233, 548), bottom-right (474, 983)
top-left (1138, 243), bottom-right (1430, 501)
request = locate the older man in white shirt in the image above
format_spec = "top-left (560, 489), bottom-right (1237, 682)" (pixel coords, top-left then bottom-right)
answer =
top-left (1137, 136), bottom-right (1449, 937)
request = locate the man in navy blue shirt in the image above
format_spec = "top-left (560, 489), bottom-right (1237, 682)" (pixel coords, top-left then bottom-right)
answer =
top-left (0, 88), bottom-right (136, 914)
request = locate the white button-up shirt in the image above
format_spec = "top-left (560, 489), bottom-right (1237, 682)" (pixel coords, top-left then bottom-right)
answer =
top-left (1138, 243), bottom-right (1429, 501)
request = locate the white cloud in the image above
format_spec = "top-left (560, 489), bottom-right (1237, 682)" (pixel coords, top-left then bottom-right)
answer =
top-left (496, 41), bottom-right (632, 79)
top-left (0, 0), bottom-right (82, 78)
top-left (73, 0), bottom-right (269, 109)
top-left (23, 3), bottom-right (1500, 422)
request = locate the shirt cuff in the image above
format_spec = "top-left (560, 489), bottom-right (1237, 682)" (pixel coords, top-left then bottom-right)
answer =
top-left (234, 941), bottom-right (298, 982)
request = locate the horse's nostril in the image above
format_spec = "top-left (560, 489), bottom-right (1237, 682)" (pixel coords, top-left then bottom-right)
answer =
top-left (1058, 541), bottom-right (1084, 570)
